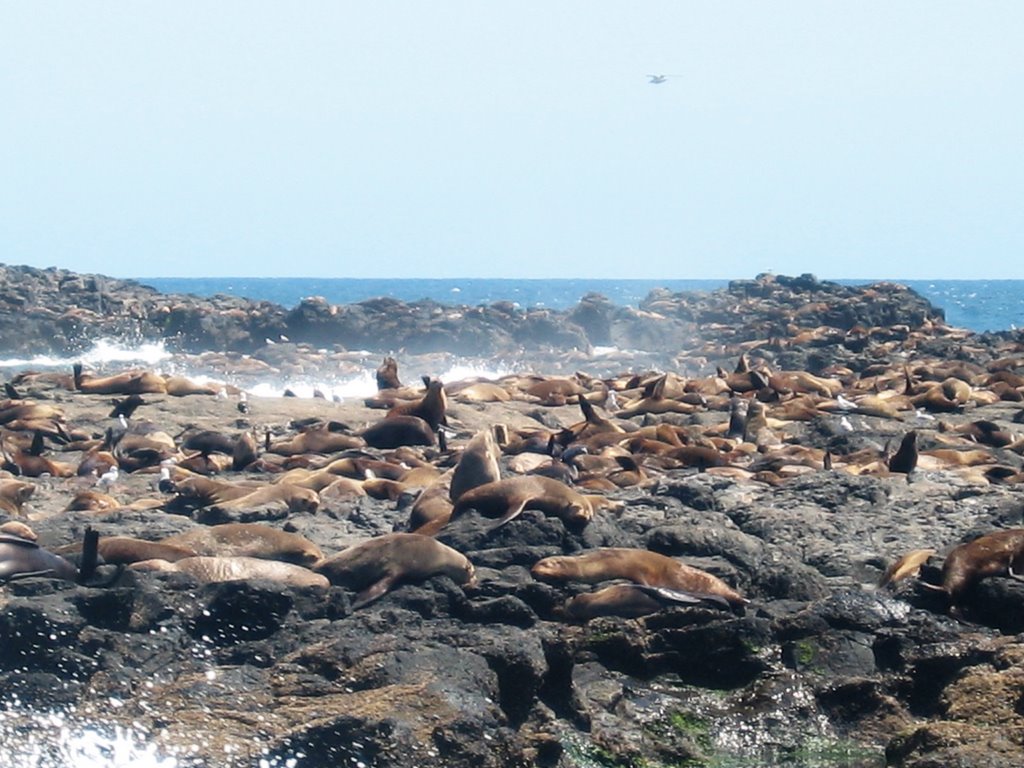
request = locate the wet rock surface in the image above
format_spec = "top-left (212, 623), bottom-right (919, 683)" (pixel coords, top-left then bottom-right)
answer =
top-left (1, 266), bottom-right (1024, 766)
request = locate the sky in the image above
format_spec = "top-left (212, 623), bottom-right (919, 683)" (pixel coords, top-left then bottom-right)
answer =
top-left (2, 3), bottom-right (1023, 280)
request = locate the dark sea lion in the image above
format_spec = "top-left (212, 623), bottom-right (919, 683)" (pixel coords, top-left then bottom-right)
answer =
top-left (387, 377), bottom-right (448, 431)
top-left (361, 415), bottom-right (436, 449)
top-left (0, 527), bottom-right (99, 583)
top-left (451, 475), bottom-right (595, 529)
top-left (887, 431), bottom-right (918, 475)
top-left (449, 427), bottom-right (502, 502)
top-left (939, 528), bottom-right (1024, 601)
top-left (160, 522), bottom-right (324, 566)
top-left (726, 397), bottom-right (749, 440)
top-left (131, 556), bottom-right (329, 588)
top-left (312, 532), bottom-right (475, 608)
top-left (532, 548), bottom-right (748, 607)
top-left (563, 583), bottom-right (710, 621)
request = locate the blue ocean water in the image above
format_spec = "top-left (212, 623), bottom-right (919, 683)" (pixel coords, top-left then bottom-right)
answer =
top-left (137, 277), bottom-right (1024, 334)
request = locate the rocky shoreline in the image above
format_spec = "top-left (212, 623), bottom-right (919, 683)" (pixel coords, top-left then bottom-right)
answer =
top-left (1, 266), bottom-right (1023, 767)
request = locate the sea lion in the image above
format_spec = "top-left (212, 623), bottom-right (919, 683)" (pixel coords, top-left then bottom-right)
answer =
top-left (266, 424), bottom-right (363, 455)
top-left (161, 522), bottom-right (324, 565)
top-left (131, 556), bottom-right (329, 588)
top-left (887, 431), bottom-right (918, 475)
top-left (449, 427), bottom-right (502, 502)
top-left (0, 520), bottom-right (36, 540)
top-left (406, 468), bottom-right (455, 536)
top-left (532, 548), bottom-right (748, 607)
top-left (55, 536), bottom-right (196, 564)
top-left (387, 377), bottom-right (448, 431)
top-left (361, 415), bottom-right (436, 449)
top-left (0, 527), bottom-right (99, 583)
top-left (72, 363), bottom-right (167, 395)
top-left (376, 356), bottom-right (402, 390)
top-left (878, 548), bottom-right (936, 588)
top-left (0, 478), bottom-right (34, 517)
top-left (563, 583), bottom-right (710, 621)
top-left (312, 532), bottom-right (475, 608)
top-left (64, 489), bottom-right (120, 512)
top-left (451, 475), bottom-right (595, 529)
top-left (163, 376), bottom-right (219, 396)
top-left (939, 528), bottom-right (1024, 601)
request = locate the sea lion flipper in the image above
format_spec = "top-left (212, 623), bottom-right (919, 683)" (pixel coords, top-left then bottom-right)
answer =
top-left (489, 499), bottom-right (529, 530)
top-left (77, 527), bottom-right (99, 584)
top-left (634, 584), bottom-right (703, 605)
top-left (352, 575), bottom-right (398, 609)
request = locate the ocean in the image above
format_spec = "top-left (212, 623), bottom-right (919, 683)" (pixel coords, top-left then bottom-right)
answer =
top-left (136, 277), bottom-right (1024, 334)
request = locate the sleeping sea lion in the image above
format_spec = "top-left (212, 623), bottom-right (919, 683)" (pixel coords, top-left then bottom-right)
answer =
top-left (160, 523), bottom-right (324, 566)
top-left (532, 547), bottom-right (748, 607)
top-left (131, 556), bottom-right (329, 588)
top-left (563, 583), bottom-right (710, 621)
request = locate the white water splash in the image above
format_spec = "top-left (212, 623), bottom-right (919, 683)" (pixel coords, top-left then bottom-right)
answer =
top-left (0, 338), bottom-right (171, 370)
top-left (0, 709), bottom-right (177, 768)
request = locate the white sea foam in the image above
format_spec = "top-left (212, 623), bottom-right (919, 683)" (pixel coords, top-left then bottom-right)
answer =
top-left (0, 709), bottom-right (178, 768)
top-left (0, 339), bottom-right (171, 371)
top-left (241, 360), bottom-right (513, 401)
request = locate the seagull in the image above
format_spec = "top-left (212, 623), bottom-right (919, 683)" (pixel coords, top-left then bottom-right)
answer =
top-left (96, 465), bottom-right (119, 491)
top-left (237, 391), bottom-right (249, 415)
top-left (648, 74), bottom-right (668, 84)
top-left (836, 394), bottom-right (858, 411)
top-left (157, 465), bottom-right (174, 493)
top-left (840, 416), bottom-right (854, 432)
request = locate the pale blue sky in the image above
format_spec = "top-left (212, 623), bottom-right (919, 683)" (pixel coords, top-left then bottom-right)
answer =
top-left (2, 3), bottom-right (1022, 279)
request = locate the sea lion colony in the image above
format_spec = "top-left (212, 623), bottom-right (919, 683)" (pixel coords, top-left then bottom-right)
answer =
top-left (3, 350), bottom-right (1024, 618)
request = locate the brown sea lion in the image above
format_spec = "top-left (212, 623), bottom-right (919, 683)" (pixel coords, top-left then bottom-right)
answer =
top-left (0, 478), bottom-right (34, 517)
top-left (72, 363), bottom-right (167, 395)
top-left (451, 475), bottom-right (595, 529)
top-left (163, 376), bottom-right (219, 396)
top-left (160, 522), bottom-right (323, 566)
top-left (131, 556), bottom-right (329, 588)
top-left (206, 482), bottom-right (319, 516)
top-left (532, 548), bottom-right (748, 607)
top-left (312, 532), bottom-right (475, 608)
top-left (563, 583), bottom-right (710, 621)
top-left (0, 520), bottom-right (36, 540)
top-left (406, 468), bottom-right (455, 536)
top-left (64, 489), bottom-right (120, 512)
top-left (877, 548), bottom-right (937, 588)
top-left (376, 356), bottom-right (402, 390)
top-left (939, 528), bottom-right (1024, 601)
top-left (55, 536), bottom-right (196, 564)
top-left (449, 427), bottom-right (502, 502)
top-left (266, 425), bottom-right (363, 455)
